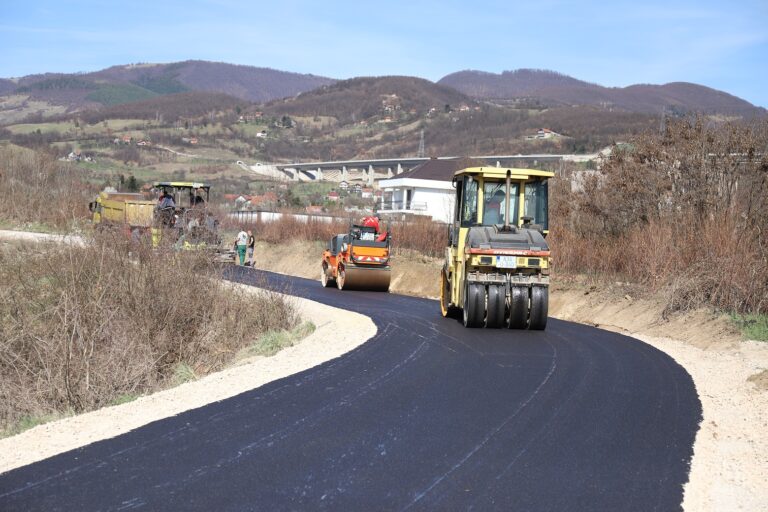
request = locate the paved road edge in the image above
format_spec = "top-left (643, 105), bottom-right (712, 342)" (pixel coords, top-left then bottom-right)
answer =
top-left (0, 282), bottom-right (377, 474)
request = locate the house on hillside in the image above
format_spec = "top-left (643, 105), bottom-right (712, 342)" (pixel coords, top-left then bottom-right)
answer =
top-left (377, 157), bottom-right (469, 223)
top-left (250, 191), bottom-right (278, 209)
top-left (224, 194), bottom-right (253, 209)
top-left (525, 128), bottom-right (561, 140)
top-left (238, 112), bottom-right (263, 123)
top-left (327, 191), bottom-right (340, 202)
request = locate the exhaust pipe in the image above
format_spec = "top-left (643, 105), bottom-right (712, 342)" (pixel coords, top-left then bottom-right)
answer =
top-left (504, 170), bottom-right (511, 230)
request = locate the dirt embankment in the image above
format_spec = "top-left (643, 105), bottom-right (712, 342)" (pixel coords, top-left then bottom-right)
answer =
top-left (253, 240), bottom-right (768, 512)
top-left (252, 240), bottom-right (442, 298)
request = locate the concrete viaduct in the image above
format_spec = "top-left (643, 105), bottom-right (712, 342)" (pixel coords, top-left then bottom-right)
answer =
top-left (240, 153), bottom-right (599, 184)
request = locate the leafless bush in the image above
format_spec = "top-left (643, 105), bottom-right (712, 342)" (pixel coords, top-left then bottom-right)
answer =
top-left (0, 146), bottom-right (92, 230)
top-left (0, 232), bottom-right (296, 430)
top-left (224, 213), bottom-right (448, 257)
top-left (389, 216), bottom-right (447, 257)
top-left (550, 116), bottom-right (768, 314)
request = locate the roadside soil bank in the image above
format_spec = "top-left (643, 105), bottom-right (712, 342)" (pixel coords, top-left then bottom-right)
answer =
top-left (0, 284), bottom-right (376, 474)
top-left (252, 240), bottom-right (442, 298)
top-left (252, 239), bottom-right (768, 512)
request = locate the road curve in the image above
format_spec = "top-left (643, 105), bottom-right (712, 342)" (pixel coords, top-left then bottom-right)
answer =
top-left (0, 269), bottom-right (701, 511)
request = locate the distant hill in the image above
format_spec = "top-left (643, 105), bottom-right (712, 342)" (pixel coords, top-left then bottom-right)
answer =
top-left (265, 75), bottom-right (472, 123)
top-left (258, 74), bottom-right (659, 161)
top-left (438, 69), bottom-right (764, 117)
top-left (0, 79), bottom-right (17, 95)
top-left (78, 91), bottom-right (247, 124)
top-left (4, 61), bottom-right (336, 109)
top-left (5, 62), bottom-right (762, 119)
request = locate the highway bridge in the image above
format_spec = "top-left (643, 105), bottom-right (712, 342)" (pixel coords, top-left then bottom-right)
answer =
top-left (238, 152), bottom-right (601, 184)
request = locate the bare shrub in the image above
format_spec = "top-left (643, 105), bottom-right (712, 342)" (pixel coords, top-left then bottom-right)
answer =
top-left (0, 231), bottom-right (296, 429)
top-left (223, 212), bottom-right (448, 257)
top-left (0, 146), bottom-right (92, 231)
top-left (550, 115), bottom-right (768, 314)
top-left (389, 216), bottom-right (447, 257)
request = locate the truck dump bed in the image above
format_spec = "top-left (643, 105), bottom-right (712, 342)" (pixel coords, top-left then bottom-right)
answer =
top-left (99, 193), bottom-right (155, 228)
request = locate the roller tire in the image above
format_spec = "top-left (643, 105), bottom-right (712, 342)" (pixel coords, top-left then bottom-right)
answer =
top-left (462, 283), bottom-right (484, 328)
top-left (336, 267), bottom-right (346, 290)
top-left (321, 263), bottom-right (335, 288)
top-left (440, 269), bottom-right (459, 318)
top-left (529, 286), bottom-right (549, 330)
top-left (485, 285), bottom-right (506, 328)
top-left (507, 286), bottom-right (529, 329)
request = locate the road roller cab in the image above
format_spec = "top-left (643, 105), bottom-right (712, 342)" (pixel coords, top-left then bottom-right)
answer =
top-left (440, 167), bottom-right (553, 329)
top-left (321, 218), bottom-right (391, 292)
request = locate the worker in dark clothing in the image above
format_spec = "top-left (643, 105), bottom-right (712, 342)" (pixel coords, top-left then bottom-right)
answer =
top-left (155, 190), bottom-right (176, 227)
top-left (246, 230), bottom-right (255, 267)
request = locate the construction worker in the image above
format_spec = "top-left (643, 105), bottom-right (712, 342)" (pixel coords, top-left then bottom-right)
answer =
top-left (235, 229), bottom-right (248, 265)
top-left (155, 190), bottom-right (176, 227)
top-left (157, 190), bottom-right (175, 210)
top-left (483, 188), bottom-right (505, 225)
top-left (193, 188), bottom-right (205, 206)
top-left (361, 215), bottom-right (388, 242)
top-left (246, 230), bottom-right (255, 267)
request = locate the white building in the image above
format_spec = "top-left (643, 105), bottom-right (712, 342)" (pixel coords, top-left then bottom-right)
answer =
top-left (377, 158), bottom-right (471, 223)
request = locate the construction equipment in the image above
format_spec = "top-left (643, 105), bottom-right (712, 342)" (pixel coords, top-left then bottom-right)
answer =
top-left (321, 216), bottom-right (391, 291)
top-left (89, 191), bottom-right (156, 240)
top-left (89, 182), bottom-right (223, 253)
top-left (440, 167), bottom-right (553, 329)
top-left (150, 181), bottom-right (221, 250)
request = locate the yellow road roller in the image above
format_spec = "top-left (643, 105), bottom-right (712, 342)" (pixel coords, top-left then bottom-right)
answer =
top-left (440, 167), bottom-right (553, 329)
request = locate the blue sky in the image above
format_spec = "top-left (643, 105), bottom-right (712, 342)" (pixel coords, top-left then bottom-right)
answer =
top-left (1, 0), bottom-right (766, 107)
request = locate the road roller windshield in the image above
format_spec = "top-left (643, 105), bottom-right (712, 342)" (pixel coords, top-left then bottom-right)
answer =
top-left (482, 181), bottom-right (519, 226)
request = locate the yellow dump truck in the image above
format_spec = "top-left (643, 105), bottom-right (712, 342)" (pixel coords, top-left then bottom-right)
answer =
top-left (89, 183), bottom-right (224, 255)
top-left (89, 191), bottom-right (156, 239)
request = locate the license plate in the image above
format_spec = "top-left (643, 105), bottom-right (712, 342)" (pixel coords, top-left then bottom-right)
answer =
top-left (496, 256), bottom-right (517, 268)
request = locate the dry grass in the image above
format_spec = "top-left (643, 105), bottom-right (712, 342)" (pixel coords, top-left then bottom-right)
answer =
top-left (550, 116), bottom-right (768, 316)
top-left (389, 217), bottom-right (447, 257)
top-left (0, 145), bottom-right (92, 232)
top-left (223, 213), bottom-right (448, 257)
top-left (0, 232), bottom-right (297, 432)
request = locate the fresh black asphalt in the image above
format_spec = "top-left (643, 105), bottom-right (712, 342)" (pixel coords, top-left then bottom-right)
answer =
top-left (0, 268), bottom-right (702, 511)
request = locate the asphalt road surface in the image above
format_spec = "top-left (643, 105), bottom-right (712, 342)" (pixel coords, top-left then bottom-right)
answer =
top-left (0, 268), bottom-right (701, 511)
